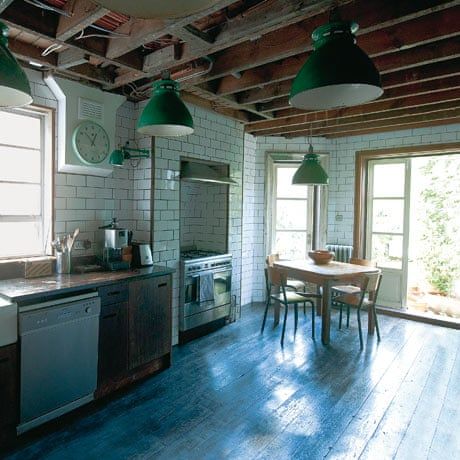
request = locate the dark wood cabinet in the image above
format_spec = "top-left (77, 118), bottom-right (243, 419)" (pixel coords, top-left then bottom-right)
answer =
top-left (98, 301), bottom-right (128, 387)
top-left (128, 275), bottom-right (172, 370)
top-left (0, 343), bottom-right (18, 430)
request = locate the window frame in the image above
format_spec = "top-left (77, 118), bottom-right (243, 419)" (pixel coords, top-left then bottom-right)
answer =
top-left (0, 105), bottom-right (54, 259)
top-left (265, 151), bottom-right (329, 260)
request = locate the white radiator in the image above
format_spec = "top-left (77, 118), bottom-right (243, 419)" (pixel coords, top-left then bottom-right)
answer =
top-left (326, 244), bottom-right (353, 263)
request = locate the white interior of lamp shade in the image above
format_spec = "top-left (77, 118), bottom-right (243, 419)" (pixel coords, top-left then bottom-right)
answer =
top-left (0, 86), bottom-right (33, 107)
top-left (95, 0), bottom-right (219, 18)
top-left (290, 83), bottom-right (383, 110)
top-left (137, 124), bottom-right (194, 137)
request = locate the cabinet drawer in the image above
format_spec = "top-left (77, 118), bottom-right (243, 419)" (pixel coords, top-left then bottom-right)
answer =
top-left (98, 283), bottom-right (129, 305)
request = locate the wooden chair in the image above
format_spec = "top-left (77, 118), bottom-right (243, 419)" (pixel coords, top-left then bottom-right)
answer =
top-left (261, 266), bottom-right (317, 346)
top-left (333, 272), bottom-right (383, 348)
top-left (331, 258), bottom-right (377, 316)
top-left (266, 254), bottom-right (322, 315)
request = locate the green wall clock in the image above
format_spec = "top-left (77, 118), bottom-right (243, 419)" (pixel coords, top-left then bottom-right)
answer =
top-left (72, 121), bottom-right (110, 165)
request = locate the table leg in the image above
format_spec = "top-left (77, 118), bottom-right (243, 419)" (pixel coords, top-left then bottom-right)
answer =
top-left (368, 305), bottom-right (375, 335)
top-left (274, 299), bottom-right (280, 326)
top-left (321, 280), bottom-right (331, 345)
top-left (316, 285), bottom-right (322, 316)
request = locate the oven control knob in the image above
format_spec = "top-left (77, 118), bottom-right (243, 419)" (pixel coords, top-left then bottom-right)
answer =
top-left (85, 307), bottom-right (92, 313)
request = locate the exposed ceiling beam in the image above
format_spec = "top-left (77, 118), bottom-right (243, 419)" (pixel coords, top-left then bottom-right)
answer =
top-left (57, 48), bottom-right (89, 69)
top-left (238, 58), bottom-right (460, 105)
top-left (248, 92), bottom-right (460, 136)
top-left (260, 74), bottom-right (460, 116)
top-left (0, 1), bottom-right (144, 74)
top-left (105, 0), bottom-right (238, 60)
top-left (182, 91), bottom-right (249, 123)
top-left (321, 117), bottom-right (460, 138)
top-left (8, 37), bottom-right (57, 67)
top-left (216, 35), bottom-right (460, 97)
top-left (56, 0), bottom-right (109, 41)
top-left (142, 0), bottom-right (350, 74)
top-left (204, 2), bottom-right (460, 83)
top-left (280, 109), bottom-right (460, 138)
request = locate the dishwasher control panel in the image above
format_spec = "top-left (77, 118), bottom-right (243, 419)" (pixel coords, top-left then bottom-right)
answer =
top-left (19, 296), bottom-right (101, 334)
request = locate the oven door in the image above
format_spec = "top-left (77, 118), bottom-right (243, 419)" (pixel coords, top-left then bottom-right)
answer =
top-left (213, 268), bottom-right (232, 307)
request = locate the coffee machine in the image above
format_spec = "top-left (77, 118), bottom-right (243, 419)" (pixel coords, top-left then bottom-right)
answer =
top-left (98, 218), bottom-right (132, 270)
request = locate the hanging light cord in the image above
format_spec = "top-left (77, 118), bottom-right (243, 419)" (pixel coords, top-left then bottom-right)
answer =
top-left (75, 24), bottom-right (130, 40)
top-left (24, 0), bottom-right (72, 17)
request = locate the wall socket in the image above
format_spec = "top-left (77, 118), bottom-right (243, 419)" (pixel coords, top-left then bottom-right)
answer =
top-left (335, 214), bottom-right (343, 222)
top-left (73, 239), bottom-right (91, 250)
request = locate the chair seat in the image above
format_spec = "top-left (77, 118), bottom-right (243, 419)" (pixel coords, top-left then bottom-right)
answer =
top-left (332, 284), bottom-right (362, 295)
top-left (334, 293), bottom-right (372, 308)
top-left (270, 291), bottom-right (315, 304)
top-left (286, 279), bottom-right (306, 291)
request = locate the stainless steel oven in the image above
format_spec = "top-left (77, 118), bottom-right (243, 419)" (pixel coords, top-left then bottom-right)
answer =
top-left (180, 252), bottom-right (232, 334)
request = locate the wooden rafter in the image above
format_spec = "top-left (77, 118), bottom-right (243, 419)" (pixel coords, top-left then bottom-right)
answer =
top-left (56, 0), bottom-right (109, 42)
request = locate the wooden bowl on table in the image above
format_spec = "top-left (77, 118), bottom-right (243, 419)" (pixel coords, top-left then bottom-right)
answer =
top-left (308, 250), bottom-right (335, 265)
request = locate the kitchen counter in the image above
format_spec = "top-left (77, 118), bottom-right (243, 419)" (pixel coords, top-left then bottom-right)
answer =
top-left (0, 266), bottom-right (175, 304)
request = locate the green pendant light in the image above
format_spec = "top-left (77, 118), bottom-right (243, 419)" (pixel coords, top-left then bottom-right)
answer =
top-left (292, 144), bottom-right (328, 186)
top-left (290, 14), bottom-right (382, 110)
top-left (0, 22), bottom-right (32, 107)
top-left (137, 74), bottom-right (194, 137)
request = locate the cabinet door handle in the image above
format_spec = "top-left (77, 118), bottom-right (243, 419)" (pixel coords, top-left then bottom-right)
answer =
top-left (108, 291), bottom-right (121, 296)
top-left (102, 313), bottom-right (117, 319)
top-left (158, 283), bottom-right (167, 288)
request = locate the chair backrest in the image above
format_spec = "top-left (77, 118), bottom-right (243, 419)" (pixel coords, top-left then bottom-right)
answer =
top-left (366, 272), bottom-right (383, 302)
top-left (266, 266), bottom-right (287, 288)
top-left (349, 257), bottom-right (377, 267)
top-left (266, 253), bottom-right (280, 267)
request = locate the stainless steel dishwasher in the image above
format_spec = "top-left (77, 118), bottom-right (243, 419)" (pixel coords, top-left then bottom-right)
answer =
top-left (18, 292), bottom-right (101, 434)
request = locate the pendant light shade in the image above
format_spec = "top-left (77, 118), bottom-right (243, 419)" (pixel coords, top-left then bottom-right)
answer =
top-left (292, 145), bottom-right (328, 186)
top-left (137, 78), bottom-right (194, 137)
top-left (0, 22), bottom-right (32, 107)
top-left (290, 20), bottom-right (382, 110)
top-left (109, 148), bottom-right (124, 166)
top-left (94, 1), bottom-right (219, 19)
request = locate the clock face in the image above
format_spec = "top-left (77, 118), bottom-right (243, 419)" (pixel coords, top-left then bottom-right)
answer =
top-left (72, 121), bottom-right (110, 165)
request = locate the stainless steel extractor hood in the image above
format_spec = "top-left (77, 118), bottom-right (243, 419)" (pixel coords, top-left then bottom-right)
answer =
top-left (180, 161), bottom-right (237, 185)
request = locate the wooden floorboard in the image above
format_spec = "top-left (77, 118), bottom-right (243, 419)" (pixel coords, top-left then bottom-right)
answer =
top-left (2, 304), bottom-right (459, 460)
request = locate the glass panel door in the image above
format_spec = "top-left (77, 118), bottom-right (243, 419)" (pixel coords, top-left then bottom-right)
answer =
top-left (366, 159), bottom-right (411, 308)
top-left (270, 164), bottom-right (313, 259)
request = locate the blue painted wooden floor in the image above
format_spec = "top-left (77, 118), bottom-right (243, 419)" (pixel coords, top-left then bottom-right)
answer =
top-left (3, 303), bottom-right (460, 459)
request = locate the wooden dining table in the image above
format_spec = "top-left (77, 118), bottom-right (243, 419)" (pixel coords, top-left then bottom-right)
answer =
top-left (273, 259), bottom-right (380, 345)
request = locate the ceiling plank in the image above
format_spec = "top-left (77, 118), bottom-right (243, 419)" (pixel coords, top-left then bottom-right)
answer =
top-left (143, 0), bottom-right (349, 74)
top-left (105, 0), bottom-right (238, 60)
top-left (238, 58), bottom-right (460, 105)
top-left (279, 110), bottom-right (460, 138)
top-left (56, 0), bottom-right (109, 41)
top-left (216, 35), bottom-right (460, 96)
top-left (205, 2), bottom-right (460, 83)
top-left (322, 117), bottom-right (460, 138)
top-left (57, 48), bottom-right (89, 69)
top-left (0, 0), bottom-right (144, 74)
top-left (249, 95), bottom-right (460, 136)
top-left (262, 74), bottom-right (460, 116)
top-left (182, 92), bottom-right (249, 123)
top-left (8, 38), bottom-right (57, 67)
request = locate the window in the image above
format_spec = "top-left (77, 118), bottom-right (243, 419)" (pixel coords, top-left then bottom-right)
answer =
top-left (269, 164), bottom-right (313, 259)
top-left (0, 107), bottom-right (53, 258)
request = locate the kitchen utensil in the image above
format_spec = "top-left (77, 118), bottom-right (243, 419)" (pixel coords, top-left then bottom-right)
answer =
top-left (56, 251), bottom-right (71, 274)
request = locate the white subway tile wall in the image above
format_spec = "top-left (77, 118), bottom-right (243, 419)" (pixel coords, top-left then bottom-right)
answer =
top-left (248, 123), bottom-right (460, 304)
top-left (134, 101), bottom-right (244, 344)
top-left (27, 69), bottom-right (137, 256)
top-left (26, 68), bottom-right (460, 339)
top-left (180, 181), bottom-right (228, 252)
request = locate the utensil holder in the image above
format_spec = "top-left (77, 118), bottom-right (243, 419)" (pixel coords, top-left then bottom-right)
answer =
top-left (56, 251), bottom-right (71, 274)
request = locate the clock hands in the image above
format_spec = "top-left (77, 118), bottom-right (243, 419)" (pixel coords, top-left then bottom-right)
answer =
top-left (90, 132), bottom-right (97, 147)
